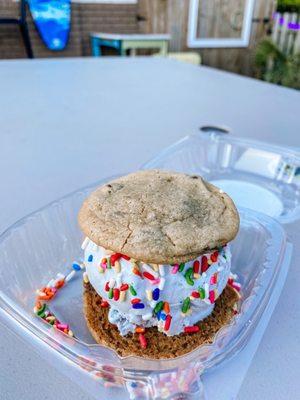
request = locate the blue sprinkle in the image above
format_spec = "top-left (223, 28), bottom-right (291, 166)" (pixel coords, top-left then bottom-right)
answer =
top-left (131, 382), bottom-right (138, 388)
top-left (88, 254), bottom-right (93, 262)
top-left (72, 262), bottom-right (81, 271)
top-left (156, 311), bottom-right (161, 320)
top-left (152, 288), bottom-right (160, 301)
top-left (160, 313), bottom-right (167, 321)
top-left (132, 303), bottom-right (145, 309)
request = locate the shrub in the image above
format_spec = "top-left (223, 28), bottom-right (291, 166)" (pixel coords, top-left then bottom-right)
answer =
top-left (277, 0), bottom-right (300, 13)
top-left (255, 39), bottom-right (300, 89)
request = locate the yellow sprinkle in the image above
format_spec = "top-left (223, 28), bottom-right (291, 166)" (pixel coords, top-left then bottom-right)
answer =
top-left (83, 272), bottom-right (89, 283)
top-left (150, 264), bottom-right (159, 271)
top-left (68, 330), bottom-right (74, 337)
top-left (146, 289), bottom-right (153, 301)
top-left (114, 260), bottom-right (121, 273)
top-left (208, 260), bottom-right (213, 265)
top-left (46, 316), bottom-right (56, 322)
top-left (119, 291), bottom-right (126, 302)
top-left (97, 265), bottom-right (104, 274)
top-left (193, 273), bottom-right (200, 279)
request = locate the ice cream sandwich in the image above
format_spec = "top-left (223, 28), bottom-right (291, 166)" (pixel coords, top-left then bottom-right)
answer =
top-left (78, 170), bottom-right (240, 358)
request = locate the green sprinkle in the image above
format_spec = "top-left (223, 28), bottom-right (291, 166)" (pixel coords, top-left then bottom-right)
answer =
top-left (129, 285), bottom-right (137, 296)
top-left (198, 287), bottom-right (205, 299)
top-left (154, 301), bottom-right (164, 314)
top-left (37, 303), bottom-right (46, 316)
top-left (108, 288), bottom-right (113, 299)
top-left (39, 312), bottom-right (46, 318)
top-left (182, 297), bottom-right (191, 313)
top-left (107, 258), bottom-right (111, 269)
top-left (178, 263), bottom-right (185, 272)
top-left (184, 268), bottom-right (194, 286)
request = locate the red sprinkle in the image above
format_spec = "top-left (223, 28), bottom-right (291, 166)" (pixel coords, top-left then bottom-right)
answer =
top-left (201, 256), bottom-right (209, 273)
top-left (139, 333), bottom-right (147, 349)
top-left (210, 251), bottom-right (219, 263)
top-left (184, 325), bottom-right (200, 333)
top-left (210, 274), bottom-right (217, 285)
top-left (110, 253), bottom-right (122, 266)
top-left (164, 315), bottom-right (172, 331)
top-left (105, 282), bottom-right (110, 292)
top-left (131, 298), bottom-right (141, 304)
top-left (101, 301), bottom-right (109, 308)
top-left (227, 278), bottom-right (234, 285)
top-left (143, 271), bottom-right (155, 281)
top-left (113, 288), bottom-right (120, 301)
top-left (191, 291), bottom-right (200, 298)
top-left (193, 260), bottom-right (200, 274)
top-left (121, 254), bottom-right (131, 261)
top-left (209, 290), bottom-right (215, 303)
top-left (120, 283), bottom-right (129, 291)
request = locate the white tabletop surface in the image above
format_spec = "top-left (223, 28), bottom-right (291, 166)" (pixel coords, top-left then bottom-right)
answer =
top-left (0, 57), bottom-right (299, 400)
top-left (91, 33), bottom-right (171, 40)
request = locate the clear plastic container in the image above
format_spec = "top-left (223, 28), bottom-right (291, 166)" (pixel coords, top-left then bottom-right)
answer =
top-left (143, 132), bottom-right (300, 223)
top-left (0, 132), bottom-right (297, 399)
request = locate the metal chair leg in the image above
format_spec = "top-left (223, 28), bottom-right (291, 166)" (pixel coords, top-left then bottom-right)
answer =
top-left (20, 22), bottom-right (33, 58)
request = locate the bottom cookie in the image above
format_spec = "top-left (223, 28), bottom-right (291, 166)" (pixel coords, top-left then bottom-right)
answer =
top-left (83, 282), bottom-right (239, 359)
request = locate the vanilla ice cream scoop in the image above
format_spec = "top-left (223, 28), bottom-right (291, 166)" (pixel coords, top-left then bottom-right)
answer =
top-left (83, 237), bottom-right (232, 336)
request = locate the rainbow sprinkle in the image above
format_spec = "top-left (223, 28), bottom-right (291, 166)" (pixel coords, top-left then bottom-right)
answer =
top-left (184, 268), bottom-right (194, 286)
top-left (129, 285), bottom-right (137, 296)
top-left (181, 297), bottom-right (191, 314)
top-left (154, 301), bottom-right (164, 314)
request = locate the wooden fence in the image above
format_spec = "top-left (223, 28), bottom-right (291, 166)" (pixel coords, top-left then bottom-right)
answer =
top-left (138, 0), bottom-right (276, 76)
top-left (272, 12), bottom-right (300, 54)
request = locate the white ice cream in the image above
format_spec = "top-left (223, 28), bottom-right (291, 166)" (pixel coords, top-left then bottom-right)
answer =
top-left (83, 238), bottom-right (231, 336)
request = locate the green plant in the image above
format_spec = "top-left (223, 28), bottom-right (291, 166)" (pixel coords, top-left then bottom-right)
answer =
top-left (277, 0), bottom-right (300, 13)
top-left (255, 39), bottom-right (300, 89)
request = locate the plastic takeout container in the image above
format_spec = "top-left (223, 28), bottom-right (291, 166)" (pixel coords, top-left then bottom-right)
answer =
top-left (0, 132), bottom-right (297, 399)
top-left (143, 131), bottom-right (300, 223)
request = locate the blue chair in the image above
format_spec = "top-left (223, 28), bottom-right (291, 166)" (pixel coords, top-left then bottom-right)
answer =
top-left (0, 0), bottom-right (33, 58)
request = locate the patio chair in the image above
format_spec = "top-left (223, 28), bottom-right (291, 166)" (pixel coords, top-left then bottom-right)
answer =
top-left (0, 0), bottom-right (33, 58)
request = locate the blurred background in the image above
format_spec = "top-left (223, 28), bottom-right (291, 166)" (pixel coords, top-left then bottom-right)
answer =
top-left (0, 0), bottom-right (299, 89)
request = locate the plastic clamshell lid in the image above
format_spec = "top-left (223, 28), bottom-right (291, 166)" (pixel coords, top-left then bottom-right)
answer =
top-left (142, 133), bottom-right (300, 223)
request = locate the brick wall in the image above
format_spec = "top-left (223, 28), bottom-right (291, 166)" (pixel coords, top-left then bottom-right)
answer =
top-left (0, 1), bottom-right (139, 59)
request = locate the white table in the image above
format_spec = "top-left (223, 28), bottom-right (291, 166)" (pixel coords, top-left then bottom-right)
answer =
top-left (0, 58), bottom-right (299, 400)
